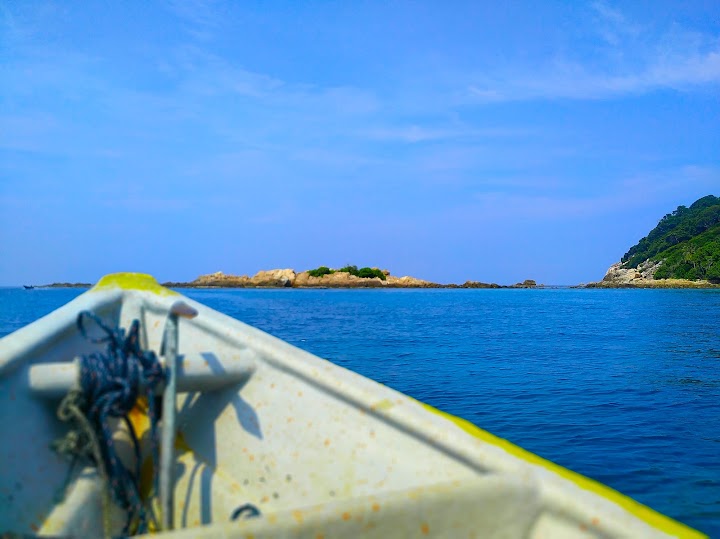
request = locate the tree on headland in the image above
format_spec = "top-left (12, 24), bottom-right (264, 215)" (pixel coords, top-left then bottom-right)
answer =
top-left (621, 195), bottom-right (720, 281)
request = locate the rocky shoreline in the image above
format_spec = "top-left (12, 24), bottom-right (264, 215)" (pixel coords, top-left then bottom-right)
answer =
top-left (585, 261), bottom-right (720, 289)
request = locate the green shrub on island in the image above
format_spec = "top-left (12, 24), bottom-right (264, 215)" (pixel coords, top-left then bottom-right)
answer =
top-left (307, 266), bottom-right (333, 278)
top-left (306, 265), bottom-right (386, 280)
top-left (621, 195), bottom-right (720, 281)
top-left (338, 265), bottom-right (359, 275)
top-left (356, 267), bottom-right (386, 280)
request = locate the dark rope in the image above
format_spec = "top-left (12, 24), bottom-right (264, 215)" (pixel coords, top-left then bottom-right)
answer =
top-left (52, 311), bottom-right (166, 536)
top-left (230, 503), bottom-right (261, 521)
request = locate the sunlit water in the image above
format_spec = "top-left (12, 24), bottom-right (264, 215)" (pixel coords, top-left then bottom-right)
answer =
top-left (1, 287), bottom-right (718, 536)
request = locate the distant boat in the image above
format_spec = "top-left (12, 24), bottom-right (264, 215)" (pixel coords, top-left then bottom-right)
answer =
top-left (0, 273), bottom-right (705, 538)
top-left (22, 285), bottom-right (34, 290)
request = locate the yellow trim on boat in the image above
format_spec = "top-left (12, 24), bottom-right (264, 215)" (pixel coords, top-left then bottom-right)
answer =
top-left (92, 273), bottom-right (178, 296)
top-left (421, 402), bottom-right (706, 538)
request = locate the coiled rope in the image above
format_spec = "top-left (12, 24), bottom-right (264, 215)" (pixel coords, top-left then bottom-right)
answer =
top-left (52, 311), bottom-right (166, 536)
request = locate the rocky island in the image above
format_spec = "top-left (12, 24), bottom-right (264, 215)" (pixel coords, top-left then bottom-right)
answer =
top-left (586, 194), bottom-right (720, 288)
top-left (164, 267), bottom-right (436, 288)
top-left (162, 266), bottom-right (540, 289)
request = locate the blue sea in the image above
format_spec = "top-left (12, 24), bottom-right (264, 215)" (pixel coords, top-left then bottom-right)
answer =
top-left (1, 287), bottom-right (719, 536)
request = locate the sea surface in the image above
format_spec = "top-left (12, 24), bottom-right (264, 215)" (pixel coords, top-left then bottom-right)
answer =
top-left (1, 287), bottom-right (719, 536)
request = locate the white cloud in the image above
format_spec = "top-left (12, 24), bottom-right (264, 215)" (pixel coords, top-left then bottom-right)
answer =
top-left (591, 1), bottom-right (641, 46)
top-left (163, 0), bottom-right (220, 40)
top-left (466, 49), bottom-right (720, 103)
top-left (465, 4), bottom-right (720, 103)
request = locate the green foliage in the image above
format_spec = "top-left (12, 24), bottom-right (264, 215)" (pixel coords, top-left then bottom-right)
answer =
top-left (307, 266), bottom-right (334, 277)
top-left (357, 267), bottom-right (386, 280)
top-left (620, 195), bottom-right (720, 281)
top-left (652, 227), bottom-right (720, 281)
top-left (307, 265), bottom-right (386, 280)
top-left (338, 265), bottom-right (359, 275)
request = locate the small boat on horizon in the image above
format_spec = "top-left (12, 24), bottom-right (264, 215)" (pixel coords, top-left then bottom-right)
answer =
top-left (22, 285), bottom-right (34, 290)
top-left (0, 273), bottom-right (706, 538)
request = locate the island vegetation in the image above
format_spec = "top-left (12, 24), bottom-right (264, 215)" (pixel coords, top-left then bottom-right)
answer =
top-left (621, 195), bottom-right (720, 282)
top-left (307, 265), bottom-right (386, 280)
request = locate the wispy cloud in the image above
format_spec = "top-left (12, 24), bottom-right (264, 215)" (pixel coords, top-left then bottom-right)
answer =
top-left (169, 46), bottom-right (285, 98)
top-left (465, 3), bottom-right (720, 103)
top-left (100, 197), bottom-right (192, 212)
top-left (0, 34), bottom-right (380, 161)
top-left (358, 125), bottom-right (532, 143)
top-left (591, 1), bottom-right (641, 46)
top-left (163, 0), bottom-right (220, 40)
top-left (288, 147), bottom-right (383, 168)
top-left (491, 53), bottom-right (718, 101)
top-left (467, 51), bottom-right (720, 103)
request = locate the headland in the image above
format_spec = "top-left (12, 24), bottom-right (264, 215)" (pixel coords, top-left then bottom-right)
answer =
top-left (584, 195), bottom-right (719, 289)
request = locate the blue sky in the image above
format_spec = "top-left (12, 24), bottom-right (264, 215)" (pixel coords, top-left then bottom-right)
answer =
top-left (1, 1), bottom-right (718, 285)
